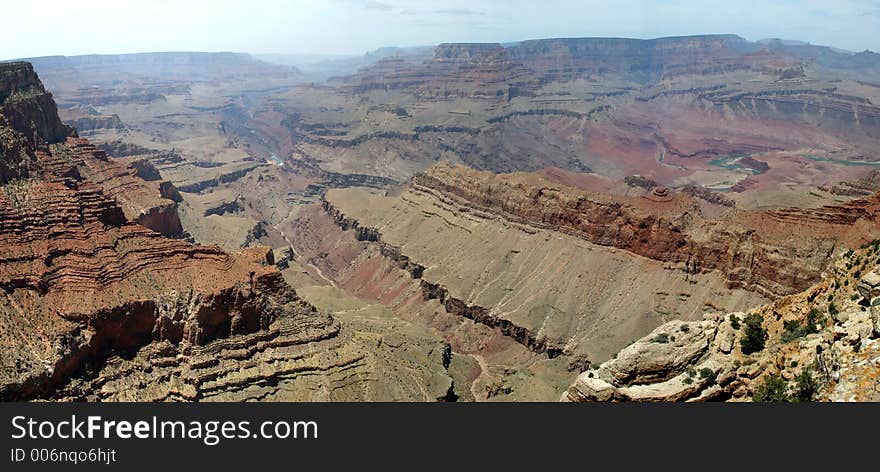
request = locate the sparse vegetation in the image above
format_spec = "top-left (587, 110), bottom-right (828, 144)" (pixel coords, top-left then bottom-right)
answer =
top-left (650, 333), bottom-right (670, 344)
top-left (752, 374), bottom-right (789, 402)
top-left (740, 313), bottom-right (768, 354)
top-left (1, 178), bottom-right (35, 210)
top-left (3, 86), bottom-right (41, 105)
top-left (698, 367), bottom-right (717, 385)
top-left (781, 309), bottom-right (823, 343)
top-left (781, 320), bottom-right (808, 343)
top-left (792, 368), bottom-right (818, 402)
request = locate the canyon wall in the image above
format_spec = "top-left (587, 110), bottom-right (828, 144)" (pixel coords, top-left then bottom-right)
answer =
top-left (412, 163), bottom-right (880, 297)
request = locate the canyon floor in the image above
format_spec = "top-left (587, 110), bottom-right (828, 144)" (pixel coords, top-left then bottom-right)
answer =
top-left (3, 34), bottom-right (880, 401)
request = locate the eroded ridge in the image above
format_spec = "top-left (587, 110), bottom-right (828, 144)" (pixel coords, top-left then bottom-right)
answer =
top-left (412, 163), bottom-right (880, 297)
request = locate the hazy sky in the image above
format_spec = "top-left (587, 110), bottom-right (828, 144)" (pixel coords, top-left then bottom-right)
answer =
top-left (4, 0), bottom-right (880, 59)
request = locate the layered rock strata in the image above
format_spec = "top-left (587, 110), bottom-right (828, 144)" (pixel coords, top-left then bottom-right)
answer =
top-left (0, 62), bottom-right (453, 401)
top-left (412, 163), bottom-right (880, 297)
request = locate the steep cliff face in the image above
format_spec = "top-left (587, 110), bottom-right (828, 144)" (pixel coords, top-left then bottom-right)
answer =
top-left (0, 62), bottom-right (74, 147)
top-left (346, 42), bottom-right (539, 99)
top-left (509, 35), bottom-right (759, 83)
top-left (0, 114), bottom-right (34, 184)
top-left (412, 163), bottom-right (880, 297)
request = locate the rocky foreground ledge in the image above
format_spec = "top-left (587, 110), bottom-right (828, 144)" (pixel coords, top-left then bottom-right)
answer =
top-left (564, 244), bottom-right (880, 402)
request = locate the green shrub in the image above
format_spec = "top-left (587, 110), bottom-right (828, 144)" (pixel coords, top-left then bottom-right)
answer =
top-left (781, 320), bottom-right (808, 343)
top-left (651, 333), bottom-right (670, 344)
top-left (792, 368), bottom-right (818, 402)
top-left (806, 308), bottom-right (824, 328)
top-left (740, 313), bottom-right (768, 354)
top-left (729, 314), bottom-right (741, 330)
top-left (753, 374), bottom-right (789, 402)
top-left (698, 367), bottom-right (718, 385)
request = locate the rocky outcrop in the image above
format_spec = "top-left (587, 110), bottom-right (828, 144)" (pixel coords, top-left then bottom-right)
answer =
top-left (0, 114), bottom-right (35, 184)
top-left (63, 138), bottom-right (184, 237)
top-left (0, 62), bottom-right (74, 147)
top-left (345, 35), bottom-right (771, 93)
top-left (563, 241), bottom-right (880, 402)
top-left (680, 185), bottom-right (736, 207)
top-left (509, 35), bottom-right (761, 83)
top-left (67, 114), bottom-right (124, 132)
top-left (286, 155), bottom-right (398, 188)
top-left (174, 162), bottom-right (264, 193)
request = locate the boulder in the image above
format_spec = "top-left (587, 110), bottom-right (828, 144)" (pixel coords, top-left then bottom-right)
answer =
top-left (564, 375), bottom-right (617, 401)
top-left (858, 271), bottom-right (880, 299)
top-left (842, 311), bottom-right (873, 344)
top-left (872, 306), bottom-right (880, 338)
top-left (862, 271), bottom-right (880, 287)
top-left (598, 320), bottom-right (715, 385)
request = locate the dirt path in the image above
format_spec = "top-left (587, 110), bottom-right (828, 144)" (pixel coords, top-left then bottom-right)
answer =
top-left (276, 225), bottom-right (337, 288)
top-left (470, 353), bottom-right (491, 401)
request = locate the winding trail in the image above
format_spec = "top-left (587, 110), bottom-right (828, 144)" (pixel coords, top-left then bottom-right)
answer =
top-left (275, 224), bottom-right (337, 288)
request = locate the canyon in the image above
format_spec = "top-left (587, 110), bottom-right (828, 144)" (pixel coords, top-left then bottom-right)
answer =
top-left (4, 33), bottom-right (880, 401)
top-left (0, 62), bottom-right (454, 401)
